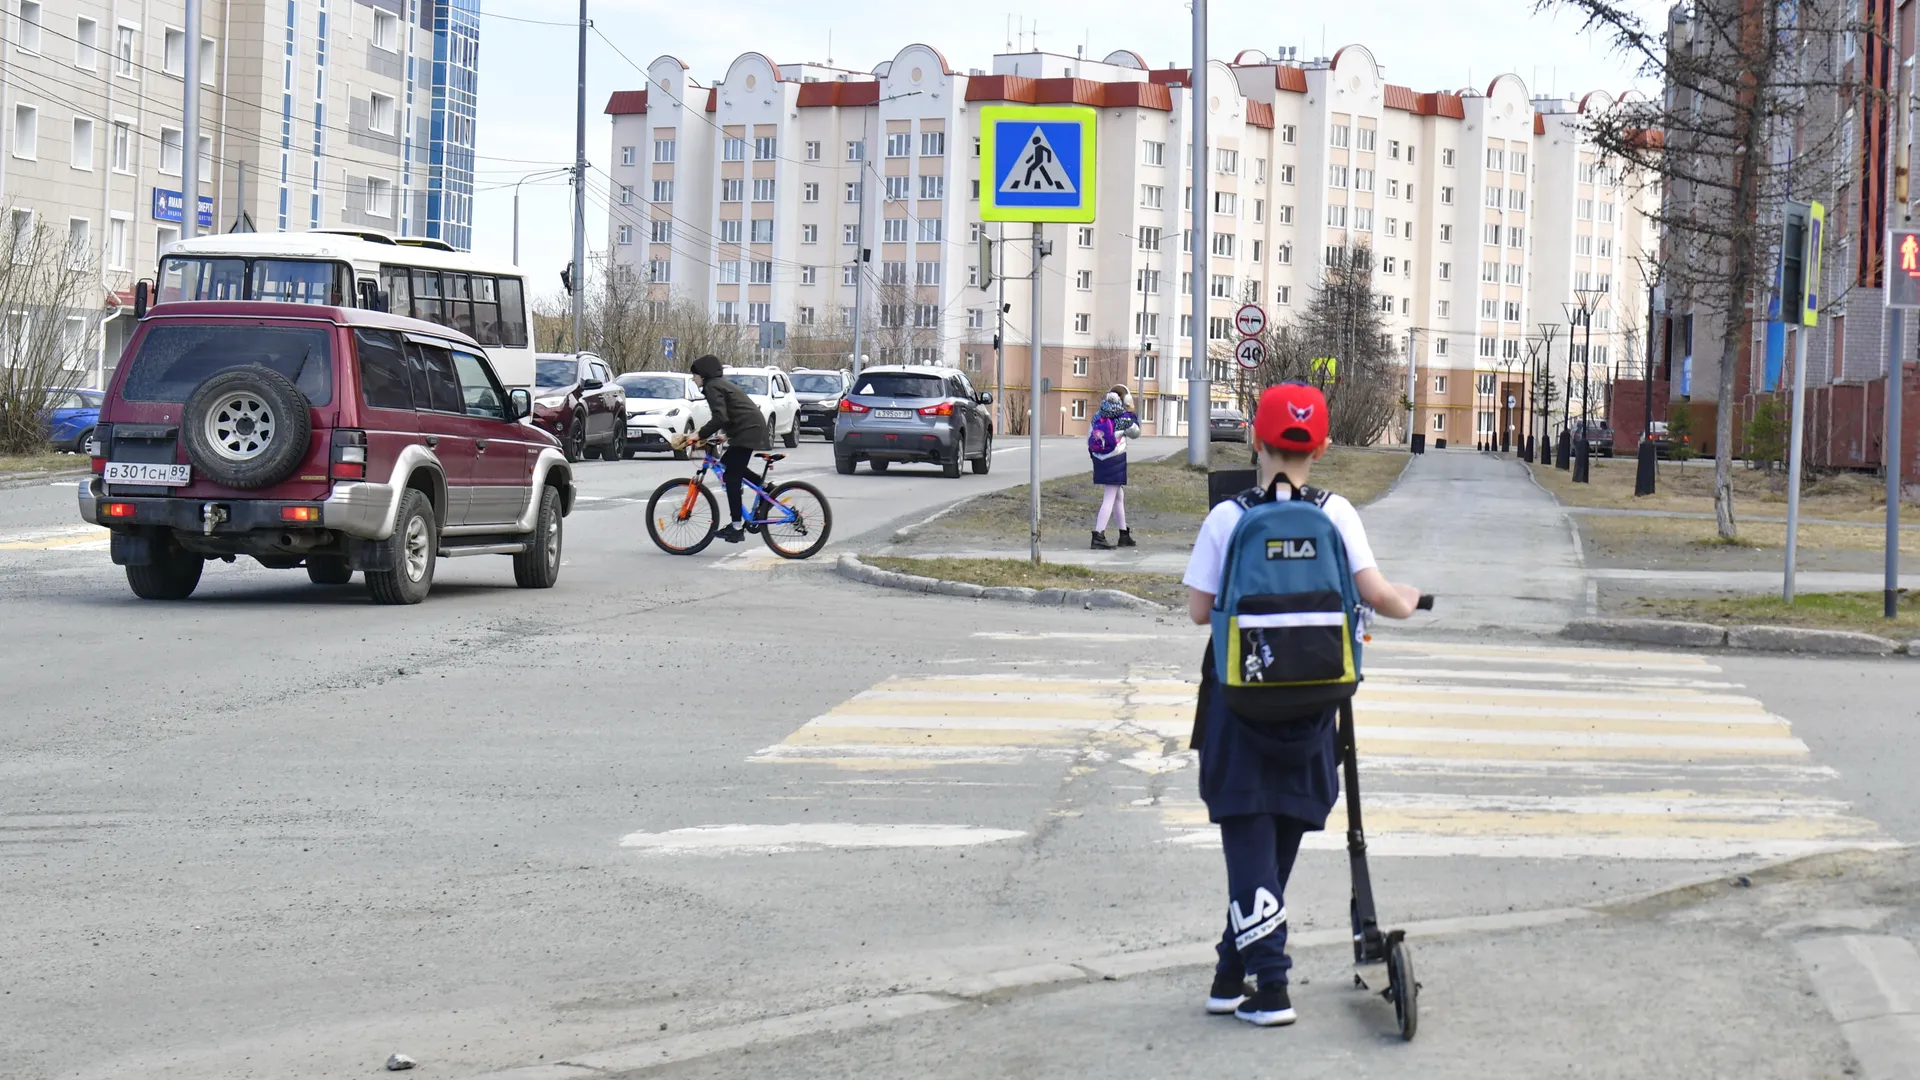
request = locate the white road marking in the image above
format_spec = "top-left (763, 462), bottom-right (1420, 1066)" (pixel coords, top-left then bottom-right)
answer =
top-left (618, 822), bottom-right (1025, 855)
top-left (1169, 832), bottom-right (1900, 861)
top-left (1353, 755), bottom-right (1842, 782)
top-left (1353, 725), bottom-right (1807, 753)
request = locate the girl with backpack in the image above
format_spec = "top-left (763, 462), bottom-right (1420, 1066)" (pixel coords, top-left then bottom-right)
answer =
top-left (1088, 386), bottom-right (1142, 550)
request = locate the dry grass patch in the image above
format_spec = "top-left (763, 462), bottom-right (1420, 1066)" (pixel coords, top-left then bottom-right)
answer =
top-left (0, 450), bottom-right (84, 475)
top-left (1620, 590), bottom-right (1920, 636)
top-left (863, 555), bottom-right (1187, 607)
top-left (1579, 513), bottom-right (1920, 560)
top-left (1529, 458), bottom-right (1891, 522)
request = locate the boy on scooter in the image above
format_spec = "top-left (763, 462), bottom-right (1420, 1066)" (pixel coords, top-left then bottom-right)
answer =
top-left (1181, 382), bottom-right (1423, 1026)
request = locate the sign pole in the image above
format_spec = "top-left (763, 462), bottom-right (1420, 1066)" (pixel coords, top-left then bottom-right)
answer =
top-left (1187, 0), bottom-right (1210, 468)
top-left (1783, 323), bottom-right (1809, 601)
top-left (1030, 225), bottom-right (1045, 566)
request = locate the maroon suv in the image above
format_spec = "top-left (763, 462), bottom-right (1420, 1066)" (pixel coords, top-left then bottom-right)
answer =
top-left (80, 301), bottom-right (575, 604)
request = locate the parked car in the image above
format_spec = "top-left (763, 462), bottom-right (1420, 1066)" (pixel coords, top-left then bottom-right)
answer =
top-left (1562, 419), bottom-right (1615, 458)
top-left (78, 301), bottom-right (574, 604)
top-left (1639, 420), bottom-right (1688, 460)
top-left (1209, 407), bottom-right (1249, 443)
top-left (532, 352), bottom-right (626, 462)
top-left (38, 387), bottom-right (104, 452)
top-left (791, 368), bottom-right (849, 440)
top-left (723, 366), bottom-right (801, 448)
top-left (834, 365), bottom-right (995, 477)
top-left (615, 371), bottom-right (710, 459)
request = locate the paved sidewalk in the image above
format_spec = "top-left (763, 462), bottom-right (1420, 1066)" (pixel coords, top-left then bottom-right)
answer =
top-left (1587, 567), bottom-right (1920, 591)
top-left (1567, 504), bottom-right (1920, 531)
top-left (1360, 450), bottom-right (1584, 632)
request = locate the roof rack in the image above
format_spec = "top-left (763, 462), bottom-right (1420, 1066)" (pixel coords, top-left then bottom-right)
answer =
top-left (313, 228), bottom-right (399, 245)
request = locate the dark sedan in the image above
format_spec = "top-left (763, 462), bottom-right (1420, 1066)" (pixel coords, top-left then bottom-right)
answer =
top-left (532, 352), bottom-right (627, 462)
top-left (1209, 408), bottom-right (1249, 443)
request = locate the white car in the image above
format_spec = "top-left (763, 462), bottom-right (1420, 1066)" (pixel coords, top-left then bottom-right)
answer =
top-left (723, 366), bottom-right (801, 449)
top-left (615, 371), bottom-right (711, 459)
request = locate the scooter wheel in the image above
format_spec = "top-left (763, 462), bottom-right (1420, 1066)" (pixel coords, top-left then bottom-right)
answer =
top-left (1387, 939), bottom-right (1418, 1041)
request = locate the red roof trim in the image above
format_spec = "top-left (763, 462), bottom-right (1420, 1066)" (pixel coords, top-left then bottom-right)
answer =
top-left (1382, 85), bottom-right (1465, 119)
top-left (1149, 68), bottom-right (1190, 87)
top-left (796, 80), bottom-right (880, 108)
top-left (964, 75), bottom-right (1169, 111)
top-left (1276, 66), bottom-right (1306, 93)
top-left (1246, 100), bottom-right (1274, 129)
top-left (705, 88), bottom-right (717, 112)
top-left (604, 90), bottom-right (648, 116)
top-left (1535, 113), bottom-right (1546, 135)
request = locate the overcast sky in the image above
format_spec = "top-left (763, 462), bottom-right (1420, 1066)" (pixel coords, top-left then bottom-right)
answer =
top-left (470, 0), bottom-right (1662, 299)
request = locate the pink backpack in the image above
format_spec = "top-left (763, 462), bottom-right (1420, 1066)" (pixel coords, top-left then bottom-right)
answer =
top-left (1087, 416), bottom-right (1117, 455)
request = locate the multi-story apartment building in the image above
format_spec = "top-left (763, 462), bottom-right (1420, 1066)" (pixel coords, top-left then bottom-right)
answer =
top-left (0, 0), bottom-right (481, 377)
top-left (605, 42), bottom-right (1656, 439)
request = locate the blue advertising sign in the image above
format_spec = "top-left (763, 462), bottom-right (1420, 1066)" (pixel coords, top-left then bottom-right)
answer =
top-left (151, 188), bottom-right (214, 228)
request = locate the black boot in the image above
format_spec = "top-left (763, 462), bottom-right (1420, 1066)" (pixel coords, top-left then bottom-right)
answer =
top-left (1090, 530), bottom-right (1115, 550)
top-left (1117, 528), bottom-right (1137, 548)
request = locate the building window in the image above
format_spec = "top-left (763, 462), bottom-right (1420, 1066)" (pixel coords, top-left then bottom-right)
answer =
top-left (1508, 226), bottom-right (1524, 248)
top-left (722, 137), bottom-right (746, 161)
top-left (651, 180), bottom-right (673, 202)
top-left (800, 266), bottom-right (817, 285)
top-left (719, 261), bottom-right (741, 284)
top-left (921, 175), bottom-right (945, 200)
top-left (616, 224), bottom-right (634, 245)
top-left (798, 306), bottom-right (816, 324)
top-left (883, 218), bottom-right (909, 243)
top-left (1134, 311), bottom-right (1159, 338)
top-left (887, 132), bottom-right (911, 157)
top-left (1328, 165), bottom-right (1349, 188)
top-left (1138, 227), bottom-right (1162, 251)
top-left (885, 176), bottom-right (909, 201)
top-left (1330, 125), bottom-right (1349, 148)
top-left (1276, 242), bottom-right (1292, 266)
top-left (1354, 209), bottom-right (1373, 232)
top-left (845, 182), bottom-right (861, 203)
top-left (1209, 274), bottom-right (1233, 298)
top-left (753, 178), bottom-right (775, 202)
top-left (106, 215), bottom-right (129, 269)
top-left (1208, 316), bottom-right (1233, 340)
top-left (367, 176), bottom-right (394, 218)
top-left (749, 261), bottom-right (773, 285)
top-left (1276, 205), bottom-right (1293, 225)
top-left (1141, 184), bottom-right (1163, 208)
top-left (1216, 148), bottom-right (1239, 174)
top-left (1142, 139), bottom-right (1166, 166)
top-left (881, 260), bottom-right (907, 284)
top-left (1071, 355), bottom-right (1090, 377)
top-left (847, 140), bottom-right (865, 160)
top-left (372, 8), bottom-right (399, 50)
top-left (1212, 233), bottom-right (1235, 257)
top-left (1076, 269), bottom-right (1093, 290)
top-left (751, 219), bottom-right (774, 244)
top-left (1441, 148), bottom-right (1455, 167)
top-left (799, 182), bottom-right (819, 203)
top-left (73, 15), bottom-right (98, 68)
top-left (1073, 313), bottom-right (1091, 333)
top-left (915, 304), bottom-right (939, 328)
top-left (653, 139), bottom-right (676, 163)
top-left (1280, 123), bottom-right (1297, 144)
top-left (716, 302), bottom-right (739, 324)
top-left (12, 106), bottom-right (37, 160)
top-left (843, 224), bottom-right (859, 244)
top-left (1508, 189), bottom-right (1526, 211)
top-left (114, 24), bottom-right (134, 76)
top-left (722, 179), bottom-right (744, 202)
top-left (1437, 261), bottom-right (1451, 281)
top-left (368, 92), bottom-right (399, 133)
top-left (1326, 205), bottom-right (1348, 227)
top-left (801, 140), bottom-right (821, 161)
top-left (1276, 285), bottom-right (1291, 305)
top-left (1071, 398), bottom-right (1088, 420)
top-left (620, 146), bottom-right (637, 166)
top-left (1078, 227), bottom-right (1095, 247)
top-left (1505, 263), bottom-right (1524, 285)
top-left (1437, 300), bottom-right (1451, 318)
top-left (719, 220), bottom-right (742, 244)
top-left (754, 136), bottom-right (777, 160)
top-left (1510, 152), bottom-right (1528, 173)
top-left (651, 220), bottom-right (672, 242)
top-left (65, 218), bottom-right (89, 268)
top-left (841, 264), bottom-right (858, 286)
top-left (618, 185), bottom-right (634, 205)
top-left (646, 259), bottom-right (671, 283)
top-left (68, 118), bottom-right (94, 170)
top-left (917, 261), bottom-right (941, 285)
top-left (921, 130), bottom-right (946, 156)
top-left (801, 224), bottom-right (819, 244)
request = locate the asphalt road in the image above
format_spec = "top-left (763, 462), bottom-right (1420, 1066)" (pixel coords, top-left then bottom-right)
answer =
top-left (3, 445), bottom-right (1915, 1080)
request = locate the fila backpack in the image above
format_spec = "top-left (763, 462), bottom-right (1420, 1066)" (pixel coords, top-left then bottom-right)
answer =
top-left (1208, 481), bottom-right (1363, 723)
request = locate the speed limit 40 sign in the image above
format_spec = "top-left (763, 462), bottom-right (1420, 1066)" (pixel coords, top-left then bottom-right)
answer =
top-left (1234, 303), bottom-right (1267, 338)
top-left (1234, 337), bottom-right (1266, 369)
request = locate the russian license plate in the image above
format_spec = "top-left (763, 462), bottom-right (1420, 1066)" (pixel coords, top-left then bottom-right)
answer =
top-left (104, 462), bottom-right (191, 487)
top-left (874, 408), bottom-right (914, 419)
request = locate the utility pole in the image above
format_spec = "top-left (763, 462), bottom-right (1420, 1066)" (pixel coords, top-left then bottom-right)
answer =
top-left (570, 0), bottom-right (588, 353)
top-left (180, 0), bottom-right (202, 240)
top-left (851, 115), bottom-right (872, 380)
top-left (1404, 328), bottom-right (1416, 443)
top-left (1186, 0), bottom-right (1210, 467)
top-left (1887, 18), bottom-right (1910, 619)
top-left (1136, 251), bottom-right (1152, 421)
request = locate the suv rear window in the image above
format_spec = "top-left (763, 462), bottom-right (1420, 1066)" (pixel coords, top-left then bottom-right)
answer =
top-left (852, 374), bottom-right (944, 398)
top-left (120, 324), bottom-right (335, 405)
top-left (792, 374), bottom-right (843, 395)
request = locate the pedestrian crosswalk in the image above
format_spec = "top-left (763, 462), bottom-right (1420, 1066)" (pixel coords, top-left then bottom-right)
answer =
top-left (749, 637), bottom-right (1891, 863)
top-left (0, 524), bottom-right (107, 552)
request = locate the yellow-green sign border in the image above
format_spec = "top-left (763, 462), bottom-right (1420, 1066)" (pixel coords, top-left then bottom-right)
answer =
top-left (978, 105), bottom-right (1098, 224)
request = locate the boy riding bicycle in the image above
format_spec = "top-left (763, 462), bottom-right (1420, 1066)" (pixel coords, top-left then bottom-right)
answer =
top-left (688, 355), bottom-right (770, 543)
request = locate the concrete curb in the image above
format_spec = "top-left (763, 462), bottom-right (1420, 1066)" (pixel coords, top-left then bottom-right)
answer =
top-left (0, 468), bottom-right (85, 490)
top-left (834, 552), bottom-right (1166, 612)
top-left (1562, 617), bottom-right (1914, 657)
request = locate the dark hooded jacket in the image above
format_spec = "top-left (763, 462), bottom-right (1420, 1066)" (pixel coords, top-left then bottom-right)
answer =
top-left (690, 355), bottom-right (771, 450)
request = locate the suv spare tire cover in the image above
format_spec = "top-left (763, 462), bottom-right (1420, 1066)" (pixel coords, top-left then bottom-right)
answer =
top-left (181, 365), bottom-right (315, 490)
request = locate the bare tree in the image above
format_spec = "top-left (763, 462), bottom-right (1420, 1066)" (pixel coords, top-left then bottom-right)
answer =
top-left (1246, 245), bottom-right (1401, 445)
top-left (532, 257), bottom-right (747, 373)
top-left (1539, 0), bottom-right (1857, 538)
top-left (0, 216), bottom-right (101, 454)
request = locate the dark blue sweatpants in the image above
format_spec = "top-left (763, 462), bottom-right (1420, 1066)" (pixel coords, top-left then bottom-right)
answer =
top-left (1213, 813), bottom-right (1309, 985)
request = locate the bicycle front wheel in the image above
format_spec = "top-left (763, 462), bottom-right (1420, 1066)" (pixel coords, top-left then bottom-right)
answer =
top-left (646, 478), bottom-right (719, 555)
top-left (760, 480), bottom-right (833, 560)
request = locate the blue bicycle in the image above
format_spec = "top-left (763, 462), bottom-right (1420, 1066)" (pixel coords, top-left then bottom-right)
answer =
top-left (644, 440), bottom-right (833, 558)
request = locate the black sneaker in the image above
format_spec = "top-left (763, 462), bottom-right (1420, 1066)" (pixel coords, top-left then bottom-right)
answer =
top-left (716, 524), bottom-right (746, 543)
top-left (1234, 982), bottom-right (1296, 1026)
top-left (1205, 972), bottom-right (1252, 1015)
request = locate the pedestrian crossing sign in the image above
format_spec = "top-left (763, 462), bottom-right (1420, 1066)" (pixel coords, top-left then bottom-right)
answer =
top-left (979, 105), bottom-right (1097, 223)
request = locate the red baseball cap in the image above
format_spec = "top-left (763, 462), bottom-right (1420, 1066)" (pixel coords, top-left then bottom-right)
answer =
top-left (1253, 383), bottom-right (1330, 452)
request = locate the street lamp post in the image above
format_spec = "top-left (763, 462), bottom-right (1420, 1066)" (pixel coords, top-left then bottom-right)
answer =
top-left (1522, 335), bottom-right (1545, 462)
top-left (512, 168), bottom-right (569, 266)
top-left (1563, 288), bottom-right (1605, 483)
top-left (1536, 322), bottom-right (1559, 467)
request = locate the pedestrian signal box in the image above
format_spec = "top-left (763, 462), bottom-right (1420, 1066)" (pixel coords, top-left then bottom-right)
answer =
top-left (1890, 228), bottom-right (1920, 310)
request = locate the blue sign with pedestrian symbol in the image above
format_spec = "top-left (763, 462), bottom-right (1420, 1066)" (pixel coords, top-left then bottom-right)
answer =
top-left (979, 105), bottom-right (1097, 224)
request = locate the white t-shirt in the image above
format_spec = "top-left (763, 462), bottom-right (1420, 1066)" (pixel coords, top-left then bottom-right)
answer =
top-left (1182, 488), bottom-right (1377, 597)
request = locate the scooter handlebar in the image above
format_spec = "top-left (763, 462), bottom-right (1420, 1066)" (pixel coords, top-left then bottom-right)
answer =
top-left (1416, 594), bottom-right (1435, 611)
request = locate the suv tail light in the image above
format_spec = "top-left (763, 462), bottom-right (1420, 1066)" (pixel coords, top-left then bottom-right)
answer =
top-left (917, 402), bottom-right (953, 417)
top-left (839, 399), bottom-right (870, 414)
top-left (331, 429), bottom-right (368, 480)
